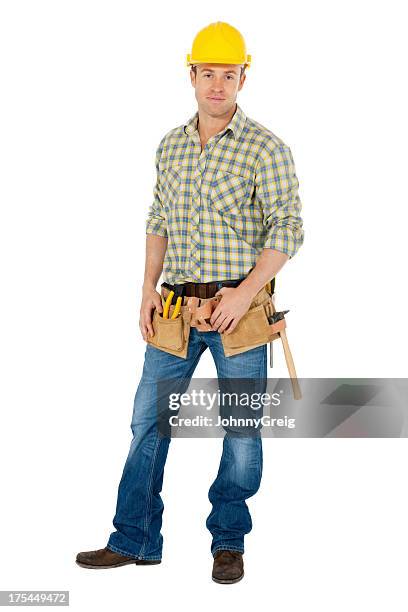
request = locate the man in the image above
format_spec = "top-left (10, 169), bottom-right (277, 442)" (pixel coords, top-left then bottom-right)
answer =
top-left (76, 21), bottom-right (304, 584)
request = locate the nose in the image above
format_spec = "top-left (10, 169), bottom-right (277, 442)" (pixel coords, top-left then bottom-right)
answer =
top-left (211, 76), bottom-right (225, 93)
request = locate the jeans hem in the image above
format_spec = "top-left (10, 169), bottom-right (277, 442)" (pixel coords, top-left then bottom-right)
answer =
top-left (106, 542), bottom-right (162, 562)
top-left (212, 545), bottom-right (244, 557)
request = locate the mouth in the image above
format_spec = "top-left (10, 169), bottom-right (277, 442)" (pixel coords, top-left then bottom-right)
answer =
top-left (207, 97), bottom-right (225, 101)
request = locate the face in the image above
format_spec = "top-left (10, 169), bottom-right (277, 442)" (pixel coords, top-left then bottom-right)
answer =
top-left (190, 63), bottom-right (246, 116)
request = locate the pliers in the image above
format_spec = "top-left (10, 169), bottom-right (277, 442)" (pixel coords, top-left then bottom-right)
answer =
top-left (162, 285), bottom-right (186, 319)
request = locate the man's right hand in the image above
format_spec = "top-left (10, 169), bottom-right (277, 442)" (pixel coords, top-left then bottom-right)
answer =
top-left (139, 286), bottom-right (163, 341)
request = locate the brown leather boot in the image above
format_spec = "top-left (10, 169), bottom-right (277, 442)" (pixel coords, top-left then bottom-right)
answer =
top-left (75, 547), bottom-right (161, 569)
top-left (212, 550), bottom-right (244, 584)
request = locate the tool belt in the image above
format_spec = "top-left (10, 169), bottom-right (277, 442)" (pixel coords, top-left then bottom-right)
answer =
top-left (146, 276), bottom-right (284, 360)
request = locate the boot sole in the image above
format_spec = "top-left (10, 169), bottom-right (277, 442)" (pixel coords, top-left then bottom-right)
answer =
top-left (212, 571), bottom-right (244, 584)
top-left (76, 559), bottom-right (161, 569)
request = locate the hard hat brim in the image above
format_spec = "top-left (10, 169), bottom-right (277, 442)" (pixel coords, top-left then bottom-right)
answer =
top-left (186, 54), bottom-right (251, 68)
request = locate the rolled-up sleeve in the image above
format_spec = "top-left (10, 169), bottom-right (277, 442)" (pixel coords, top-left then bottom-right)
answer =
top-left (255, 143), bottom-right (304, 258)
top-left (146, 137), bottom-right (168, 237)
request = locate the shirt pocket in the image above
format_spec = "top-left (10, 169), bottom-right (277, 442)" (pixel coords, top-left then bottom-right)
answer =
top-left (210, 170), bottom-right (253, 217)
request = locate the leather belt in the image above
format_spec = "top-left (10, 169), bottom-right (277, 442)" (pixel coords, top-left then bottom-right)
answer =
top-left (161, 277), bottom-right (245, 299)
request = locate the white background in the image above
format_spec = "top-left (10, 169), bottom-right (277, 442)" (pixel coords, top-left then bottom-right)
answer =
top-left (1, 0), bottom-right (407, 610)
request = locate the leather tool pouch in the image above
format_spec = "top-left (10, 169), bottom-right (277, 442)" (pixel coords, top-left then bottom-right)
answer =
top-left (146, 293), bottom-right (192, 359)
top-left (146, 285), bottom-right (287, 359)
top-left (220, 288), bottom-right (285, 357)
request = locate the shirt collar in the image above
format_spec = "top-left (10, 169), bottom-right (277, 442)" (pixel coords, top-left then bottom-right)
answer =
top-left (183, 103), bottom-right (247, 141)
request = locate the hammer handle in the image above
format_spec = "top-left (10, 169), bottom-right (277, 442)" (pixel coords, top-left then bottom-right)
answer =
top-left (279, 328), bottom-right (302, 400)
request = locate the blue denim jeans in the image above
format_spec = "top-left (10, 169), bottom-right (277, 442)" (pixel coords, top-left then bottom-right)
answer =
top-left (106, 326), bottom-right (267, 561)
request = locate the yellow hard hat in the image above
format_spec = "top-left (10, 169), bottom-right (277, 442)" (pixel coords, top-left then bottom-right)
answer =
top-left (186, 21), bottom-right (251, 69)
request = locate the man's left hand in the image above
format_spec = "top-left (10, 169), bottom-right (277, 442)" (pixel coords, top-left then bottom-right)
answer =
top-left (210, 286), bottom-right (253, 334)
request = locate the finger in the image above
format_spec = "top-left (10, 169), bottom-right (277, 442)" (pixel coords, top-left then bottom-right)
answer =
top-left (146, 323), bottom-right (154, 337)
top-left (209, 306), bottom-right (219, 326)
top-left (210, 307), bottom-right (225, 327)
top-left (210, 312), bottom-right (222, 329)
top-left (139, 323), bottom-right (147, 341)
top-left (142, 314), bottom-right (154, 338)
top-left (212, 312), bottom-right (229, 331)
top-left (224, 320), bottom-right (237, 334)
top-left (218, 315), bottom-right (234, 334)
top-left (140, 317), bottom-right (153, 340)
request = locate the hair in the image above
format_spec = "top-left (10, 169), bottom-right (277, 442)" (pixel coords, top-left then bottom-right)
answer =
top-left (191, 64), bottom-right (245, 78)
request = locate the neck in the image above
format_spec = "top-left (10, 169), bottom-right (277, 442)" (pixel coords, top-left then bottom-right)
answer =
top-left (197, 102), bottom-right (237, 142)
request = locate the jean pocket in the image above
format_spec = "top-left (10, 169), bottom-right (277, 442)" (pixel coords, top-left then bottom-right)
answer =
top-left (148, 308), bottom-right (185, 351)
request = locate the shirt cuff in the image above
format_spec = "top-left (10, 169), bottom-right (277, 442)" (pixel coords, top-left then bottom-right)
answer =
top-left (146, 220), bottom-right (168, 238)
top-left (263, 226), bottom-right (304, 259)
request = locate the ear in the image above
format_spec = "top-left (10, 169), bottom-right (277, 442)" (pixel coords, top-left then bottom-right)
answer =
top-left (238, 72), bottom-right (246, 91)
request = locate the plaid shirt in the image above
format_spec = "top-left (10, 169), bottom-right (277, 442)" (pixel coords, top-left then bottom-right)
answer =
top-left (146, 103), bottom-right (304, 284)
